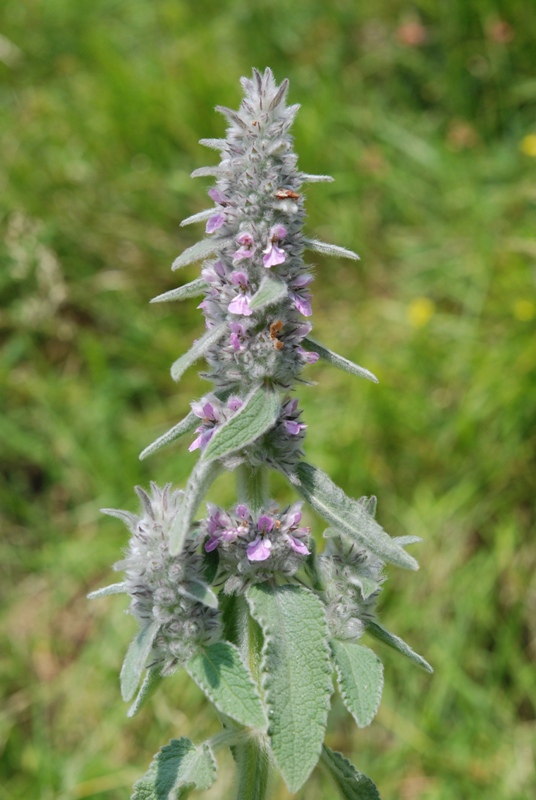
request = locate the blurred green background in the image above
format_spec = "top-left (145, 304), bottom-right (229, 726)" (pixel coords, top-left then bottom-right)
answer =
top-left (1, 1), bottom-right (535, 798)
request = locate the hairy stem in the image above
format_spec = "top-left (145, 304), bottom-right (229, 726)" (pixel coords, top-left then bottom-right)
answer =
top-left (233, 734), bottom-right (271, 800)
top-left (236, 464), bottom-right (269, 512)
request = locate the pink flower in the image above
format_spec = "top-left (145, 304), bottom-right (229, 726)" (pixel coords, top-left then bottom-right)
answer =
top-left (208, 187), bottom-right (229, 205)
top-left (297, 346), bottom-right (320, 364)
top-left (206, 212), bottom-right (225, 233)
top-left (290, 274), bottom-right (313, 316)
top-left (228, 271), bottom-right (253, 316)
top-left (247, 536), bottom-right (272, 562)
top-left (233, 232), bottom-right (255, 261)
top-left (263, 225), bottom-right (287, 268)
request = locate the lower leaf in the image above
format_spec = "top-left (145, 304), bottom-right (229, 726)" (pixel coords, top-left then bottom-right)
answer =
top-left (247, 583), bottom-right (332, 793)
top-left (330, 640), bottom-right (384, 728)
top-left (131, 737), bottom-right (217, 800)
top-left (320, 746), bottom-right (381, 800)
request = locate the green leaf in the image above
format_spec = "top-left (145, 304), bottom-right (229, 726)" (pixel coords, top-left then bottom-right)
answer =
top-left (170, 323), bottom-right (227, 382)
top-left (172, 237), bottom-right (230, 270)
top-left (287, 463), bottom-right (419, 571)
top-left (365, 621), bottom-right (433, 673)
top-left (249, 276), bottom-right (287, 310)
top-left (87, 582), bottom-right (126, 599)
top-left (150, 278), bottom-right (207, 304)
top-left (354, 576), bottom-right (379, 600)
top-left (320, 746), bottom-right (381, 800)
top-left (139, 411), bottom-right (198, 461)
top-left (302, 338), bottom-right (378, 383)
top-left (127, 667), bottom-right (163, 718)
top-left (247, 584), bottom-right (332, 793)
top-left (120, 621), bottom-right (159, 702)
top-left (201, 386), bottom-right (280, 463)
top-left (169, 459), bottom-right (222, 556)
top-left (186, 642), bottom-right (267, 730)
top-left (179, 579), bottom-right (219, 610)
top-left (131, 737), bottom-right (217, 800)
top-left (330, 640), bottom-right (383, 728)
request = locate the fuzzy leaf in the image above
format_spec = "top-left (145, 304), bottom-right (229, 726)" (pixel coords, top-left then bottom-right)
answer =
top-left (172, 237), bottom-right (230, 271)
top-left (249, 276), bottom-right (287, 310)
top-left (131, 737), bottom-right (217, 800)
top-left (300, 173), bottom-right (334, 183)
top-left (87, 582), bottom-right (126, 599)
top-left (120, 621), bottom-right (159, 702)
top-left (150, 278), bottom-right (207, 303)
top-left (201, 386), bottom-right (280, 463)
top-left (186, 642), bottom-right (267, 730)
top-left (190, 166), bottom-right (221, 178)
top-left (178, 579), bottom-right (219, 610)
top-left (169, 459), bottom-right (222, 556)
top-left (198, 137), bottom-right (227, 150)
top-left (139, 411), bottom-right (198, 461)
top-left (331, 640), bottom-right (384, 728)
top-left (354, 576), bottom-right (379, 600)
top-left (287, 463), bottom-right (418, 571)
top-left (247, 584), bottom-right (332, 793)
top-left (303, 338), bottom-right (378, 383)
top-left (170, 323), bottom-right (227, 382)
top-left (215, 105), bottom-right (248, 129)
top-left (127, 667), bottom-right (163, 718)
top-left (304, 237), bottom-right (360, 261)
top-left (179, 209), bottom-right (215, 227)
top-left (320, 747), bottom-right (381, 800)
top-left (393, 535), bottom-right (423, 546)
top-left (365, 621), bottom-right (433, 673)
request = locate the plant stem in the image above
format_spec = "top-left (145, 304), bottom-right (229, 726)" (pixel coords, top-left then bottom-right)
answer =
top-left (236, 464), bottom-right (269, 512)
top-left (231, 465), bottom-right (272, 799)
top-left (234, 734), bottom-right (271, 800)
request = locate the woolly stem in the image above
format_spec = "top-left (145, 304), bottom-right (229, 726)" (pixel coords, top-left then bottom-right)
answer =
top-left (236, 465), bottom-right (269, 513)
top-left (233, 734), bottom-right (271, 800)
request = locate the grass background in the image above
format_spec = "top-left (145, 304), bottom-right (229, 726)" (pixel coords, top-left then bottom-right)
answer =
top-left (1, 1), bottom-right (535, 798)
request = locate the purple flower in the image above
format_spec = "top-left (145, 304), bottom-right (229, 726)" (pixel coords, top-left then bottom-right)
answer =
top-left (280, 502), bottom-right (311, 555)
top-left (189, 400), bottom-right (220, 452)
top-left (284, 420), bottom-right (308, 436)
top-left (227, 396), bottom-right (243, 412)
top-left (288, 536), bottom-right (310, 555)
top-left (228, 294), bottom-right (252, 316)
top-left (297, 346), bottom-right (320, 364)
top-left (228, 271), bottom-right (253, 316)
top-left (189, 396), bottom-right (242, 452)
top-left (208, 187), bottom-right (229, 205)
top-left (229, 322), bottom-right (247, 351)
top-left (263, 225), bottom-right (287, 268)
top-left (289, 274), bottom-right (313, 316)
top-left (206, 212), bottom-right (225, 233)
top-left (233, 232), bottom-right (255, 261)
top-left (257, 514), bottom-right (275, 533)
top-left (247, 536), bottom-right (272, 562)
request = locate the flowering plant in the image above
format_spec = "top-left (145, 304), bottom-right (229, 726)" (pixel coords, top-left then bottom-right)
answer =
top-left (90, 68), bottom-right (431, 799)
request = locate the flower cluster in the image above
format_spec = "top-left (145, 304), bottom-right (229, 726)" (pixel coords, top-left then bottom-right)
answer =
top-left (190, 70), bottom-right (319, 395)
top-left (202, 501), bottom-right (311, 593)
top-left (318, 532), bottom-right (384, 642)
top-left (106, 484), bottom-right (221, 675)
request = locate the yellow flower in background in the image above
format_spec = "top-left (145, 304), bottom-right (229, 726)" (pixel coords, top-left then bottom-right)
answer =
top-left (407, 296), bottom-right (436, 328)
top-left (513, 299), bottom-right (535, 321)
top-left (520, 134), bottom-right (536, 157)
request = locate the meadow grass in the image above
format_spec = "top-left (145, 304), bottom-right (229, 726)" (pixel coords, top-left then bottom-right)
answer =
top-left (1, 1), bottom-right (535, 798)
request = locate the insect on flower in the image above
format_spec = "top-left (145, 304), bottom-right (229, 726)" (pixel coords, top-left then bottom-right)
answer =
top-left (275, 188), bottom-right (300, 200)
top-left (270, 320), bottom-right (285, 350)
